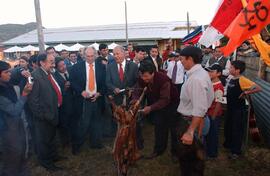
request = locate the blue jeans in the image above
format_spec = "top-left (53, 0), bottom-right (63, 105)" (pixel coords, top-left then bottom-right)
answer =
top-left (206, 116), bottom-right (220, 157)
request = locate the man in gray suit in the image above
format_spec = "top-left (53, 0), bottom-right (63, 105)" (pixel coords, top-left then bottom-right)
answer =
top-left (106, 46), bottom-right (140, 143)
top-left (106, 46), bottom-right (138, 105)
top-left (28, 53), bottom-right (63, 171)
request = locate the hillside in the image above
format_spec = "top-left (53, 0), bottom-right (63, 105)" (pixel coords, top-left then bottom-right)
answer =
top-left (0, 22), bottom-right (37, 43)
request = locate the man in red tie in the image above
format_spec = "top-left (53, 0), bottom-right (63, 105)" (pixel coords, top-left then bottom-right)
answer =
top-left (28, 53), bottom-right (63, 171)
top-left (106, 46), bottom-right (138, 105)
top-left (106, 46), bottom-right (139, 141)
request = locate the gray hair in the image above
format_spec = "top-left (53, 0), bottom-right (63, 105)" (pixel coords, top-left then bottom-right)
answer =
top-left (113, 46), bottom-right (125, 53)
top-left (84, 46), bottom-right (98, 57)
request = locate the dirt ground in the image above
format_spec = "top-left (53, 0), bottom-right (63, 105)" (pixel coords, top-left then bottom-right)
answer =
top-left (30, 123), bottom-right (270, 176)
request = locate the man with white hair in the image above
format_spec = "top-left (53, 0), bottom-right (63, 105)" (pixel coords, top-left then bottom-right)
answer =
top-left (106, 46), bottom-right (141, 147)
top-left (69, 47), bottom-right (107, 154)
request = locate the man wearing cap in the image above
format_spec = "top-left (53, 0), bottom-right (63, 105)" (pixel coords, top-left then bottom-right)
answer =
top-left (176, 46), bottom-right (214, 175)
top-left (162, 52), bottom-right (175, 71)
top-left (167, 52), bottom-right (185, 93)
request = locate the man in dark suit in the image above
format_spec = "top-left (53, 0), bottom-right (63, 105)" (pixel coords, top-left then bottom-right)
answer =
top-left (28, 53), bottom-right (63, 171)
top-left (145, 45), bottom-right (163, 72)
top-left (69, 47), bottom-right (106, 154)
top-left (54, 57), bottom-right (74, 148)
top-left (106, 46), bottom-right (138, 105)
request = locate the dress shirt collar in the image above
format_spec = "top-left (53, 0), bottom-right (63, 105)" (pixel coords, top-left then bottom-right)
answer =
top-left (186, 64), bottom-right (202, 78)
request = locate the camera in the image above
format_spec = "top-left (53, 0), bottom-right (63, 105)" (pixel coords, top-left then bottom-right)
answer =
top-left (28, 77), bottom-right (34, 84)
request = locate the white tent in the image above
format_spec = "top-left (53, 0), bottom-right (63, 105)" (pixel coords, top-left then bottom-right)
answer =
top-left (54, 43), bottom-right (70, 51)
top-left (108, 42), bottom-right (119, 50)
top-left (21, 45), bottom-right (39, 52)
top-left (69, 43), bottom-right (85, 51)
top-left (89, 42), bottom-right (99, 50)
top-left (4, 46), bottom-right (23, 53)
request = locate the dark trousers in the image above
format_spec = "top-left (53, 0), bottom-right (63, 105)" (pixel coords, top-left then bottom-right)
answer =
top-left (74, 100), bottom-right (102, 149)
top-left (33, 119), bottom-right (57, 167)
top-left (224, 108), bottom-right (246, 155)
top-left (151, 104), bottom-right (178, 155)
top-left (0, 119), bottom-right (30, 176)
top-left (136, 120), bottom-right (144, 150)
top-left (206, 116), bottom-right (220, 157)
top-left (101, 97), bottom-right (114, 137)
top-left (175, 115), bottom-right (205, 176)
top-left (58, 100), bottom-right (73, 147)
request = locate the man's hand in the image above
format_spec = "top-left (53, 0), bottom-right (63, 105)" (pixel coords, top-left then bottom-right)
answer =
top-left (90, 92), bottom-right (100, 102)
top-left (142, 106), bottom-right (151, 115)
top-left (21, 70), bottom-right (31, 78)
top-left (64, 81), bottom-right (71, 90)
top-left (22, 83), bottom-right (33, 96)
top-left (114, 88), bottom-right (121, 95)
top-left (81, 91), bottom-right (90, 99)
top-left (181, 130), bottom-right (194, 145)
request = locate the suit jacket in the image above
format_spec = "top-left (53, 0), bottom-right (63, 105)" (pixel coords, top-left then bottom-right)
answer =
top-left (54, 70), bottom-right (74, 117)
top-left (106, 60), bottom-right (138, 105)
top-left (145, 56), bottom-right (163, 71)
top-left (96, 54), bottom-right (115, 65)
top-left (28, 68), bottom-right (59, 126)
top-left (69, 60), bottom-right (106, 113)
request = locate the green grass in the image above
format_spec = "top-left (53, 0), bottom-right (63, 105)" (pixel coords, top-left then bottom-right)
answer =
top-left (30, 123), bottom-right (270, 176)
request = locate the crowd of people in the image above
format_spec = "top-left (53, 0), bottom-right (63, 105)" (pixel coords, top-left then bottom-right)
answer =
top-left (0, 42), bottom-right (262, 176)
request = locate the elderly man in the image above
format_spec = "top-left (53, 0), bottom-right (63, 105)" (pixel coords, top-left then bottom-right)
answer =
top-left (106, 46), bottom-right (139, 143)
top-left (28, 53), bottom-right (63, 171)
top-left (106, 46), bottom-right (138, 105)
top-left (176, 46), bottom-right (214, 176)
top-left (69, 47), bottom-right (106, 154)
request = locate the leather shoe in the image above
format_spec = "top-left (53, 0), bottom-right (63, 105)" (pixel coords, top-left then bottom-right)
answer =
top-left (90, 144), bottom-right (104, 149)
top-left (53, 155), bottom-right (68, 162)
top-left (72, 147), bottom-right (80, 155)
top-left (145, 152), bottom-right (160, 160)
top-left (42, 163), bottom-right (63, 172)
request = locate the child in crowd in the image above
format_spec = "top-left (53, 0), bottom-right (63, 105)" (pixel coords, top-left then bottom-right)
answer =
top-left (205, 64), bottom-right (224, 159)
top-left (224, 60), bottom-right (261, 159)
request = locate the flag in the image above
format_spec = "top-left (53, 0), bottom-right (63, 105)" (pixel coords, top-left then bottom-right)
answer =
top-left (222, 0), bottom-right (270, 56)
top-left (182, 26), bottom-right (203, 45)
top-left (199, 0), bottom-right (243, 47)
top-left (252, 34), bottom-right (270, 66)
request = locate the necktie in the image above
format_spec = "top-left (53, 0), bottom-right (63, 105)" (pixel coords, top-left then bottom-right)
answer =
top-left (48, 74), bottom-right (62, 106)
top-left (153, 58), bottom-right (158, 71)
top-left (171, 62), bottom-right (178, 84)
top-left (119, 63), bottom-right (124, 82)
top-left (88, 63), bottom-right (95, 92)
top-left (64, 73), bottom-right (69, 81)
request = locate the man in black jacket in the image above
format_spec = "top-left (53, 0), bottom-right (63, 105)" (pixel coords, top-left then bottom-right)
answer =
top-left (54, 57), bottom-right (74, 148)
top-left (144, 45), bottom-right (163, 72)
top-left (69, 47), bottom-right (107, 154)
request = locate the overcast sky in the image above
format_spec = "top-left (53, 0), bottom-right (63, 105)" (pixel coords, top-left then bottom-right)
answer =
top-left (0, 0), bottom-right (220, 28)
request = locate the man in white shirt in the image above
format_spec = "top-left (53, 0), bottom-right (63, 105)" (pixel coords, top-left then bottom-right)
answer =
top-left (69, 47), bottom-right (107, 154)
top-left (167, 52), bottom-right (185, 93)
top-left (176, 46), bottom-right (214, 176)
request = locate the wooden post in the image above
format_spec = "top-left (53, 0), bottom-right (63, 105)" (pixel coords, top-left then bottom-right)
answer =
top-left (34, 0), bottom-right (45, 53)
top-left (125, 1), bottom-right (129, 46)
top-left (187, 12), bottom-right (190, 35)
top-left (258, 59), bottom-right (267, 80)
